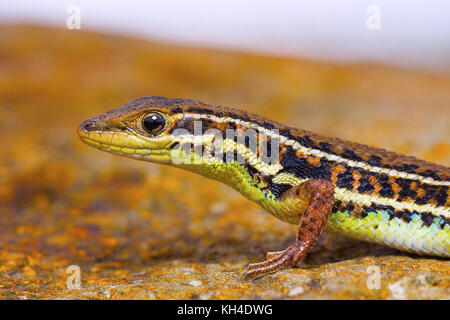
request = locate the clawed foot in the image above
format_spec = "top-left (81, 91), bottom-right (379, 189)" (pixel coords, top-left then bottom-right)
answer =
top-left (244, 241), bottom-right (308, 280)
top-left (244, 178), bottom-right (334, 280)
top-left (265, 249), bottom-right (288, 260)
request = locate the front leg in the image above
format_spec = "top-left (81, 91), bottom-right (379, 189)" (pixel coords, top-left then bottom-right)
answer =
top-left (244, 178), bottom-right (335, 279)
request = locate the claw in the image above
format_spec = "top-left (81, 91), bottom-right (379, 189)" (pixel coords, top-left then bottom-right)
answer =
top-left (244, 242), bottom-right (305, 280)
top-left (244, 254), bottom-right (291, 279)
top-left (265, 249), bottom-right (287, 260)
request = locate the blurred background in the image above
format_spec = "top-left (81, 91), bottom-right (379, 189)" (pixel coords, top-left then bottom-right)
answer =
top-left (0, 1), bottom-right (449, 299)
top-left (3, 0), bottom-right (450, 71)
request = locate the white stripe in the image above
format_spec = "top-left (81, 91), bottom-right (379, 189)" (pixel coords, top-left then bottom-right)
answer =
top-left (334, 187), bottom-right (450, 219)
top-left (270, 171), bottom-right (450, 219)
top-left (185, 113), bottom-right (450, 187)
top-left (167, 125), bottom-right (450, 218)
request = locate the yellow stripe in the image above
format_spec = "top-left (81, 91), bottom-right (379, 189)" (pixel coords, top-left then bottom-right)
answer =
top-left (185, 113), bottom-right (450, 187)
top-left (276, 171), bottom-right (450, 219)
top-left (334, 188), bottom-right (449, 219)
top-left (166, 127), bottom-right (450, 219)
top-left (81, 118), bottom-right (450, 218)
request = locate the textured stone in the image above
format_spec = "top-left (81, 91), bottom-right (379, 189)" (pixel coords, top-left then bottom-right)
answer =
top-left (0, 25), bottom-right (448, 300)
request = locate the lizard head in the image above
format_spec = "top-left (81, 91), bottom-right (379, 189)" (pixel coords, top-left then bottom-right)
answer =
top-left (78, 96), bottom-right (281, 181)
top-left (78, 96), bottom-right (286, 208)
top-left (78, 96), bottom-right (227, 165)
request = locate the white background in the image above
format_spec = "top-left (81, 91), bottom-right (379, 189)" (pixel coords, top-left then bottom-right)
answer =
top-left (1, 0), bottom-right (449, 72)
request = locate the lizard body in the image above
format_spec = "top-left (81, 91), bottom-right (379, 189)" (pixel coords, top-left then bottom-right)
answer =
top-left (78, 96), bottom-right (449, 278)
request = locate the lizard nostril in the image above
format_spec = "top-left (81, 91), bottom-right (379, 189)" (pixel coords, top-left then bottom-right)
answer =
top-left (80, 120), bottom-right (97, 132)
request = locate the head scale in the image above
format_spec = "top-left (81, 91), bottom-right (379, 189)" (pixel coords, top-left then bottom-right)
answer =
top-left (78, 96), bottom-right (223, 165)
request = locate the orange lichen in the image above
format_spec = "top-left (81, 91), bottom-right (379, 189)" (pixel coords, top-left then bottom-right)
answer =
top-left (0, 25), bottom-right (448, 300)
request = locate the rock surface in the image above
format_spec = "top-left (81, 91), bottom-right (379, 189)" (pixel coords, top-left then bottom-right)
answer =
top-left (0, 25), bottom-right (448, 300)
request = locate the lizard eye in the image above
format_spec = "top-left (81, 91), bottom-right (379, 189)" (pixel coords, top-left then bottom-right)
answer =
top-left (142, 113), bottom-right (166, 134)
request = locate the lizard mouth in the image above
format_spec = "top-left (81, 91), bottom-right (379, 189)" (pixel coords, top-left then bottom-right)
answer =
top-left (77, 124), bottom-right (172, 163)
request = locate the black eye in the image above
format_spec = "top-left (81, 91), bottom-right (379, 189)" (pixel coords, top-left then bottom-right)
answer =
top-left (142, 113), bottom-right (166, 134)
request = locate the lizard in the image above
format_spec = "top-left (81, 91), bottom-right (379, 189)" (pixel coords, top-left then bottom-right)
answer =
top-left (78, 96), bottom-right (450, 279)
